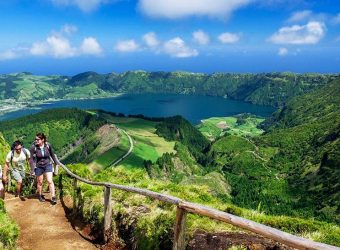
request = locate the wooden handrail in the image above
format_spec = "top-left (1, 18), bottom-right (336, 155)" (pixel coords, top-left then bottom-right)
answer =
top-left (56, 161), bottom-right (339, 250)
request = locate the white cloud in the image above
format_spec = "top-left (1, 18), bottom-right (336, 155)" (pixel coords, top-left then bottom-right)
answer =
top-left (62, 24), bottom-right (78, 34)
top-left (30, 35), bottom-right (77, 58)
top-left (332, 13), bottom-right (340, 25)
top-left (0, 49), bottom-right (21, 61)
top-left (143, 32), bottom-right (160, 48)
top-left (50, 0), bottom-right (109, 12)
top-left (278, 47), bottom-right (288, 56)
top-left (0, 25), bottom-right (103, 60)
top-left (218, 32), bottom-right (240, 44)
top-left (163, 37), bottom-right (198, 58)
top-left (268, 21), bottom-right (325, 45)
top-left (80, 37), bottom-right (102, 55)
top-left (287, 10), bottom-right (312, 23)
top-left (193, 30), bottom-right (210, 45)
top-left (30, 42), bottom-right (49, 56)
top-left (138, 0), bottom-right (252, 19)
top-left (114, 40), bottom-right (140, 52)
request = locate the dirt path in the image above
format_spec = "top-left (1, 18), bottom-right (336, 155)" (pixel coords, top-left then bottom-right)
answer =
top-left (110, 128), bottom-right (134, 166)
top-left (4, 194), bottom-right (97, 250)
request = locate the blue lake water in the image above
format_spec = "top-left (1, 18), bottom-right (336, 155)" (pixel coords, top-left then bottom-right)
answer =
top-left (0, 94), bottom-right (275, 124)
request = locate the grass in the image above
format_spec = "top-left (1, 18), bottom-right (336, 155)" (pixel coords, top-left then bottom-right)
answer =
top-left (197, 116), bottom-right (265, 140)
top-left (59, 163), bottom-right (340, 248)
top-left (64, 83), bottom-right (113, 99)
top-left (12, 77), bottom-right (58, 101)
top-left (99, 116), bottom-right (176, 169)
top-left (0, 200), bottom-right (19, 248)
top-left (51, 113), bottom-right (340, 248)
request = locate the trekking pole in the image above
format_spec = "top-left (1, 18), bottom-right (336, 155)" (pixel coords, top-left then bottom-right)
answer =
top-left (6, 173), bottom-right (11, 192)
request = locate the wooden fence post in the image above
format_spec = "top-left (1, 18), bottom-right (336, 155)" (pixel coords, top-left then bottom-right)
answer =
top-left (103, 186), bottom-right (112, 242)
top-left (173, 207), bottom-right (187, 250)
top-left (72, 178), bottom-right (77, 214)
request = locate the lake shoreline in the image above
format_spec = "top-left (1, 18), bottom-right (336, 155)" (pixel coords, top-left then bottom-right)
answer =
top-left (0, 93), bottom-right (123, 116)
top-left (0, 93), bottom-right (276, 124)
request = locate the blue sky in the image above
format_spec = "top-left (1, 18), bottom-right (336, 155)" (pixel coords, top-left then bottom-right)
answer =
top-left (0, 0), bottom-right (339, 75)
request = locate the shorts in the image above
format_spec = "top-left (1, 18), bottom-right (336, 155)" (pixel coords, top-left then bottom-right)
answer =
top-left (11, 169), bottom-right (26, 182)
top-left (0, 181), bottom-right (3, 191)
top-left (34, 164), bottom-right (53, 177)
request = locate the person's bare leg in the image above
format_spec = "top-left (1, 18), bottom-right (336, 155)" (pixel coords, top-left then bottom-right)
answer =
top-left (16, 181), bottom-right (22, 196)
top-left (37, 175), bottom-right (44, 196)
top-left (45, 172), bottom-right (55, 198)
top-left (0, 182), bottom-right (4, 199)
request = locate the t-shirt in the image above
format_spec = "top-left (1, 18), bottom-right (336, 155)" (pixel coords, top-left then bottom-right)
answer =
top-left (5, 149), bottom-right (31, 171)
top-left (0, 166), bottom-right (2, 178)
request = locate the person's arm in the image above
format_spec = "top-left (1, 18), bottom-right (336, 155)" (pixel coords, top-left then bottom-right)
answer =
top-left (29, 145), bottom-right (36, 175)
top-left (3, 151), bottom-right (12, 183)
top-left (49, 144), bottom-right (59, 165)
top-left (2, 161), bottom-right (10, 183)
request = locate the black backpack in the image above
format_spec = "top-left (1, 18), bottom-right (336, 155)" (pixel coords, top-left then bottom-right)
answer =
top-left (31, 142), bottom-right (52, 159)
top-left (31, 142), bottom-right (58, 175)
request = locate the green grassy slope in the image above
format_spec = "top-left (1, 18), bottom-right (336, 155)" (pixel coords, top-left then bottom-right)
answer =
top-left (260, 77), bottom-right (340, 222)
top-left (155, 115), bottom-right (210, 164)
top-left (0, 133), bottom-right (19, 248)
top-left (0, 108), bottom-right (106, 156)
top-left (197, 114), bottom-right (265, 140)
top-left (206, 77), bottom-right (340, 223)
top-left (1, 108), bottom-right (338, 248)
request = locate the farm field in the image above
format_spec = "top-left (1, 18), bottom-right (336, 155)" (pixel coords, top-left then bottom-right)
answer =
top-left (197, 115), bottom-right (265, 140)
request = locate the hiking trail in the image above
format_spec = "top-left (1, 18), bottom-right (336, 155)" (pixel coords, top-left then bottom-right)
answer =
top-left (4, 193), bottom-right (97, 250)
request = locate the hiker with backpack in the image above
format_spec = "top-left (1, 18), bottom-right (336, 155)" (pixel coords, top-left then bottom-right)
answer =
top-left (29, 132), bottom-right (57, 205)
top-left (2, 140), bottom-right (31, 199)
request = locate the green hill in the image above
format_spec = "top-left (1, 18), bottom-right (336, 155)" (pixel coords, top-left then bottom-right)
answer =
top-left (0, 75), bottom-right (339, 247)
top-left (0, 108), bottom-right (106, 156)
top-left (1, 107), bottom-right (339, 247)
top-left (205, 77), bottom-right (340, 223)
top-left (260, 77), bottom-right (340, 222)
top-left (155, 115), bottom-right (210, 163)
top-left (0, 72), bottom-right (337, 109)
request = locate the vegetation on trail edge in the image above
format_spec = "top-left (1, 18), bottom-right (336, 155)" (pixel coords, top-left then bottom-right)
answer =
top-left (0, 133), bottom-right (19, 248)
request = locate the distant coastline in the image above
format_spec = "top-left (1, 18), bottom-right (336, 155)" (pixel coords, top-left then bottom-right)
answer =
top-left (0, 93), bottom-right (123, 116)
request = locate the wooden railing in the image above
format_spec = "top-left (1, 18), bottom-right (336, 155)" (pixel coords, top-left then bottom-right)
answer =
top-left (57, 161), bottom-right (339, 250)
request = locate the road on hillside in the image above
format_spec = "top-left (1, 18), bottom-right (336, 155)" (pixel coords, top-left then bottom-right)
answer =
top-left (110, 128), bottom-right (134, 166)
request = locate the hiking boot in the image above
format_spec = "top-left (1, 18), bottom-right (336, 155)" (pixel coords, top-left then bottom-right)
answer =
top-left (38, 195), bottom-right (45, 202)
top-left (19, 195), bottom-right (26, 201)
top-left (51, 196), bottom-right (57, 205)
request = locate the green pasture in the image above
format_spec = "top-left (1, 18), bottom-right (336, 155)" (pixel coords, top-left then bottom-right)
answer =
top-left (64, 83), bottom-right (111, 99)
top-left (90, 116), bottom-right (175, 170)
top-left (116, 118), bottom-right (176, 168)
top-left (197, 116), bottom-right (265, 140)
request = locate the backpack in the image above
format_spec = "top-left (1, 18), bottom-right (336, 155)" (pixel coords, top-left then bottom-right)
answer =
top-left (31, 142), bottom-right (58, 175)
top-left (31, 142), bottom-right (51, 160)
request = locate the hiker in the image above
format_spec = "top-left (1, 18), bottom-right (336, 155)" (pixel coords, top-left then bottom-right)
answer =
top-left (30, 132), bottom-right (57, 205)
top-left (0, 165), bottom-right (4, 199)
top-left (2, 140), bottom-right (31, 199)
